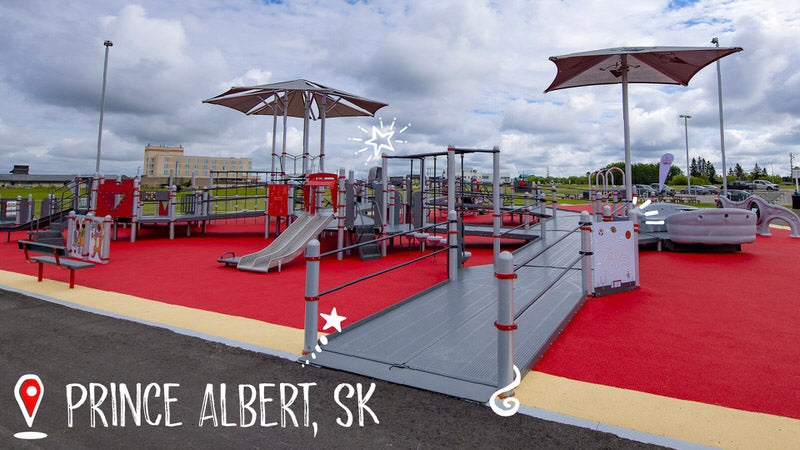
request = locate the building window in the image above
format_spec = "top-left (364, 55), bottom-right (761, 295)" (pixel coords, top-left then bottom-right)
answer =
top-left (164, 170), bottom-right (169, 175)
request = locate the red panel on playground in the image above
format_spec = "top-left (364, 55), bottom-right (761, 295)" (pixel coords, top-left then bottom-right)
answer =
top-left (95, 179), bottom-right (135, 219)
top-left (1, 207), bottom-right (799, 421)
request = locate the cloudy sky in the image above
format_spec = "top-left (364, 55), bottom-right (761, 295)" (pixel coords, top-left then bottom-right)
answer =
top-left (1, 0), bottom-right (798, 179)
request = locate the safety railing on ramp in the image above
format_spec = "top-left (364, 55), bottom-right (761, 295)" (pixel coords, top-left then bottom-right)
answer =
top-left (492, 210), bottom-right (594, 401)
top-left (300, 214), bottom-right (459, 355)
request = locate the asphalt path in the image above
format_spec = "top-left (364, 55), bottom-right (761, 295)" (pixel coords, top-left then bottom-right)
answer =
top-left (0, 289), bottom-right (663, 449)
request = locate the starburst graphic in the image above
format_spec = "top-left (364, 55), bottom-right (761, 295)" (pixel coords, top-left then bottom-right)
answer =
top-left (632, 196), bottom-right (664, 225)
top-left (349, 117), bottom-right (411, 165)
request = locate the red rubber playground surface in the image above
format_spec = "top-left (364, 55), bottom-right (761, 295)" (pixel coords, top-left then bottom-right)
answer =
top-left (2, 206), bottom-right (799, 421)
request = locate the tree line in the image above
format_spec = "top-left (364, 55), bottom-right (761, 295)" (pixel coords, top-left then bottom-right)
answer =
top-left (522, 159), bottom-right (784, 186)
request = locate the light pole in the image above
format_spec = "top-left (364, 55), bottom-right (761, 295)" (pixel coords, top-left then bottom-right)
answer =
top-left (680, 114), bottom-right (692, 190)
top-left (712, 37), bottom-right (728, 196)
top-left (95, 40), bottom-right (113, 174)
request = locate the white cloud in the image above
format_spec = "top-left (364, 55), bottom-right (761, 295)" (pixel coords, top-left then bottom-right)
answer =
top-left (0, 0), bottom-right (798, 179)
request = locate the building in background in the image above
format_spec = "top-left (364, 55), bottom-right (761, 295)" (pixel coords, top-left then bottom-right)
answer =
top-left (142, 145), bottom-right (253, 187)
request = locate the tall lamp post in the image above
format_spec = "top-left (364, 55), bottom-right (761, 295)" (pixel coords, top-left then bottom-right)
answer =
top-left (95, 40), bottom-right (113, 174)
top-left (680, 114), bottom-right (692, 190)
top-left (712, 37), bottom-right (728, 196)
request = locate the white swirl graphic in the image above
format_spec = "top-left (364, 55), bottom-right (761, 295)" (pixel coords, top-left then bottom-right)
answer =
top-left (489, 365), bottom-right (521, 417)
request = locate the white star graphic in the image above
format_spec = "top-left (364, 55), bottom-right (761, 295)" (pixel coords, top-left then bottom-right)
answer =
top-left (320, 307), bottom-right (347, 333)
top-left (364, 126), bottom-right (395, 160)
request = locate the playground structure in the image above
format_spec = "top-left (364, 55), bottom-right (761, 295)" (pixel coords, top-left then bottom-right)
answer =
top-left (717, 194), bottom-right (800, 238)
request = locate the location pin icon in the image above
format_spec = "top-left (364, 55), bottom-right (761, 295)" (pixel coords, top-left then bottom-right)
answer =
top-left (14, 374), bottom-right (43, 428)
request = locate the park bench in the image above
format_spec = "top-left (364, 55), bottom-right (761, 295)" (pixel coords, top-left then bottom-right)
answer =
top-left (18, 240), bottom-right (94, 288)
top-left (673, 194), bottom-right (699, 204)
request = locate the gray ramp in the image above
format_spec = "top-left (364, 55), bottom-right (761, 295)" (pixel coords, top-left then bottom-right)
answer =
top-left (308, 209), bottom-right (589, 402)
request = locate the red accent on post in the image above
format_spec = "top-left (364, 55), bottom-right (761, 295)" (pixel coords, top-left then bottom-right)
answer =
top-left (304, 296), bottom-right (319, 302)
top-left (305, 256), bottom-right (320, 261)
top-left (494, 321), bottom-right (518, 331)
top-left (494, 272), bottom-right (517, 280)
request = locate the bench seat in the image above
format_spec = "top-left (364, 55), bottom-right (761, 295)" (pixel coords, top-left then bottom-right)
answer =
top-left (18, 240), bottom-right (95, 288)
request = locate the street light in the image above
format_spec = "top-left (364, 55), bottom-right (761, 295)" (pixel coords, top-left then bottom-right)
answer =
top-left (712, 37), bottom-right (728, 196)
top-left (680, 114), bottom-right (692, 190)
top-left (95, 40), bottom-right (113, 174)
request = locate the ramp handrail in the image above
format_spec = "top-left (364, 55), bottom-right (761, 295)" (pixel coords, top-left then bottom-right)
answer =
top-left (512, 223), bottom-right (582, 271)
top-left (493, 211), bottom-right (594, 397)
top-left (302, 214), bottom-right (460, 354)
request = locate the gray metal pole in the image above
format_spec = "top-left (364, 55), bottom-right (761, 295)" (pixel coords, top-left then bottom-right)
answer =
top-left (303, 239), bottom-right (320, 355)
top-left (168, 185), bottom-right (176, 240)
top-left (495, 251), bottom-right (515, 397)
top-left (680, 114), bottom-right (692, 190)
top-left (282, 91), bottom-right (288, 175)
top-left (579, 211), bottom-right (593, 296)
top-left (319, 97), bottom-right (326, 173)
top-left (712, 37), bottom-right (729, 196)
top-left (381, 156), bottom-right (388, 257)
top-left (492, 147), bottom-right (501, 267)
top-left (524, 192), bottom-right (530, 232)
top-left (95, 40), bottom-right (113, 174)
top-left (551, 185), bottom-right (557, 220)
top-left (630, 209), bottom-right (641, 287)
top-left (447, 210), bottom-right (458, 280)
top-left (337, 171), bottom-right (345, 261)
top-left (621, 55), bottom-right (632, 203)
top-left (447, 146), bottom-right (456, 214)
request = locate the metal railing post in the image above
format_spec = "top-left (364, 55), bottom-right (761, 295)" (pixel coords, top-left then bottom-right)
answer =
top-left (337, 175), bottom-right (345, 261)
top-left (495, 251), bottom-right (516, 397)
top-left (303, 239), bottom-right (321, 354)
top-left (27, 194), bottom-right (33, 223)
top-left (169, 185), bottom-right (176, 240)
top-left (67, 211), bottom-right (76, 249)
top-left (524, 192), bottom-right (530, 232)
top-left (603, 205), bottom-right (612, 222)
top-left (539, 190), bottom-right (547, 240)
top-left (580, 211), bottom-right (593, 296)
top-left (131, 178), bottom-right (139, 242)
top-left (551, 185), bottom-right (557, 220)
top-left (101, 215), bottom-right (112, 263)
top-left (448, 210), bottom-right (458, 280)
top-left (630, 208), bottom-right (641, 287)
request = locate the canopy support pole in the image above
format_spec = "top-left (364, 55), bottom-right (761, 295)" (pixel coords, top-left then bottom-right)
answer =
top-left (621, 55), bottom-right (632, 206)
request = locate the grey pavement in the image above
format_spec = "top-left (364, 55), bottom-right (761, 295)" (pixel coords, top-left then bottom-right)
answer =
top-left (0, 288), bottom-right (663, 449)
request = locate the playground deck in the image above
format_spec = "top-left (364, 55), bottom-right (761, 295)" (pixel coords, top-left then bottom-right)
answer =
top-left (308, 210), bottom-right (585, 401)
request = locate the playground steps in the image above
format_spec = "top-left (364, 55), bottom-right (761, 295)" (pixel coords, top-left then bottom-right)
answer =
top-left (353, 225), bottom-right (381, 261)
top-left (306, 209), bottom-right (588, 402)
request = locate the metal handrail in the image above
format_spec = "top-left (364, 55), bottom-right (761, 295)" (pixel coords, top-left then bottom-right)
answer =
top-left (319, 245), bottom-right (455, 297)
top-left (513, 253), bottom-right (583, 321)
top-left (319, 220), bottom-right (451, 258)
top-left (512, 223), bottom-right (582, 271)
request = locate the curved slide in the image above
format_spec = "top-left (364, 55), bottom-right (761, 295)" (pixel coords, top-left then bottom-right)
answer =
top-left (718, 194), bottom-right (800, 238)
top-left (237, 212), bottom-right (335, 273)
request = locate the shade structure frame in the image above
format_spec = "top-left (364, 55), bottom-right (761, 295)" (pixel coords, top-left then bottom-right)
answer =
top-left (543, 46), bottom-right (743, 202)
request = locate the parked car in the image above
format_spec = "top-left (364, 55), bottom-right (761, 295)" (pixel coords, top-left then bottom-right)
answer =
top-left (753, 179), bottom-right (779, 190)
top-left (649, 183), bottom-right (676, 196)
top-left (702, 185), bottom-right (721, 195)
top-left (679, 186), bottom-right (710, 195)
top-left (724, 189), bottom-right (751, 202)
top-left (634, 184), bottom-right (657, 198)
top-left (727, 180), bottom-right (754, 190)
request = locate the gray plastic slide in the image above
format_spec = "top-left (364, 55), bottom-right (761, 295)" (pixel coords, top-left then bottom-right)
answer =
top-left (237, 212), bottom-right (335, 273)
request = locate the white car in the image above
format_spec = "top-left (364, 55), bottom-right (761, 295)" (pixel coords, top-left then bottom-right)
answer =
top-left (753, 180), bottom-right (779, 190)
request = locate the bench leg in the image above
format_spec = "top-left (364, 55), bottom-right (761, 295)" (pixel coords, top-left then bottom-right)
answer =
top-left (37, 262), bottom-right (43, 282)
top-left (69, 269), bottom-right (75, 289)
